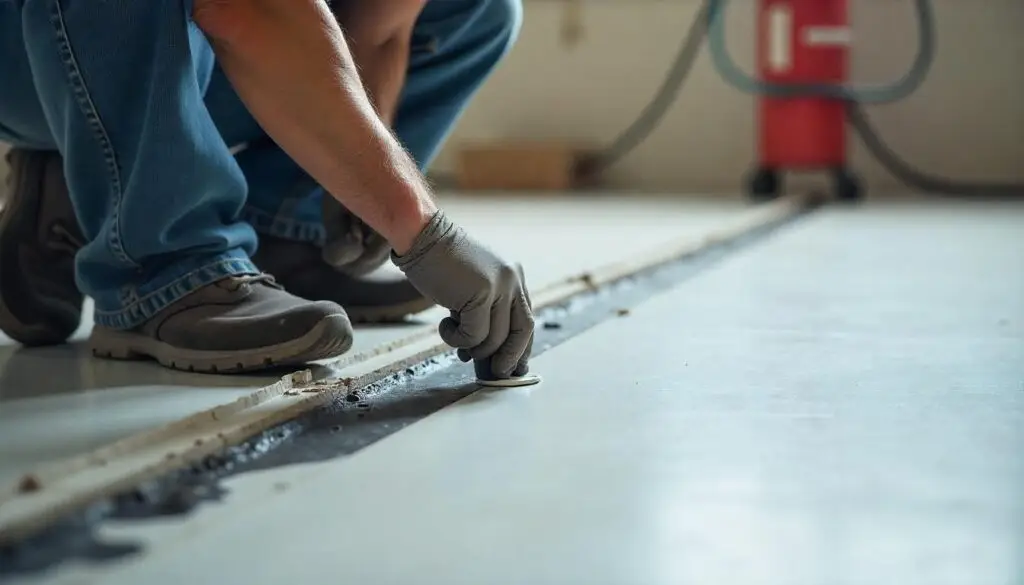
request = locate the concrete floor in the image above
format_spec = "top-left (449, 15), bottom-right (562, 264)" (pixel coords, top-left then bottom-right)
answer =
top-left (0, 195), bottom-right (750, 494)
top-left (3, 197), bottom-right (1023, 584)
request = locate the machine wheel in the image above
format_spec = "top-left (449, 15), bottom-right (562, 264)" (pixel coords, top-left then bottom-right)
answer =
top-left (748, 167), bottom-right (781, 202)
top-left (833, 167), bottom-right (862, 203)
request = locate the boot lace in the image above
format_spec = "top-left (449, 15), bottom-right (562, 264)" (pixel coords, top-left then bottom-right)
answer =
top-left (221, 273), bottom-right (283, 291)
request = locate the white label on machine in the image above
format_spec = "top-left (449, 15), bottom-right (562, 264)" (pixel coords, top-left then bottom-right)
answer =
top-left (804, 26), bottom-right (852, 47)
top-left (767, 4), bottom-right (793, 73)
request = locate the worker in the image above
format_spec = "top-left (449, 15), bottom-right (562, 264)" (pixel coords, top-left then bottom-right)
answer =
top-left (0, 0), bottom-right (534, 377)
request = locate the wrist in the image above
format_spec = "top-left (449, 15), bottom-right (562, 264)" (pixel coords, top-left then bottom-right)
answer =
top-left (392, 207), bottom-right (455, 272)
top-left (388, 194), bottom-right (437, 256)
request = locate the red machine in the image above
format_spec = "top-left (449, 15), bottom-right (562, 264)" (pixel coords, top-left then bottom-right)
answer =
top-left (749, 0), bottom-right (860, 200)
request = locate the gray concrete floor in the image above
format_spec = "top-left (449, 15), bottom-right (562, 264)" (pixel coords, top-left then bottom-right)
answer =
top-left (0, 195), bottom-right (750, 494)
top-left (15, 198), bottom-right (1021, 585)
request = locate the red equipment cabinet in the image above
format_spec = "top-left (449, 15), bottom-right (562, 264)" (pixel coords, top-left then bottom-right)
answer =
top-left (749, 0), bottom-right (861, 201)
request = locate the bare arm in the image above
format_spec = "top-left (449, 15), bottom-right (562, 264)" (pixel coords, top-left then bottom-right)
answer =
top-left (193, 0), bottom-right (433, 254)
top-left (333, 0), bottom-right (425, 124)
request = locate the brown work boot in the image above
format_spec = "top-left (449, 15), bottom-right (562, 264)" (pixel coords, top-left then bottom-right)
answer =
top-left (253, 235), bottom-right (435, 323)
top-left (88, 274), bottom-right (353, 373)
top-left (0, 148), bottom-right (84, 346)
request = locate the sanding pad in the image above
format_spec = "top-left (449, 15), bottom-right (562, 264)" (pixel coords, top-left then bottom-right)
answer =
top-left (476, 373), bottom-right (542, 388)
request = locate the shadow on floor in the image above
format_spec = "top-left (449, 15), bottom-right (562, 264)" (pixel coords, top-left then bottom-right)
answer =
top-left (0, 313), bottom-right (433, 404)
top-left (0, 343), bottom-right (282, 404)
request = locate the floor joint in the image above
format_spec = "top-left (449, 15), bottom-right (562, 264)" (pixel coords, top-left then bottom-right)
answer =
top-left (0, 194), bottom-right (824, 576)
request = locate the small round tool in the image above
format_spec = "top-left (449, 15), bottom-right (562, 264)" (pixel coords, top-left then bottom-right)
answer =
top-left (476, 373), bottom-right (542, 388)
top-left (474, 358), bottom-right (541, 388)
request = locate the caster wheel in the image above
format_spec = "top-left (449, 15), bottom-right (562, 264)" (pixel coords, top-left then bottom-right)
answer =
top-left (834, 168), bottom-right (862, 203)
top-left (747, 167), bottom-right (781, 202)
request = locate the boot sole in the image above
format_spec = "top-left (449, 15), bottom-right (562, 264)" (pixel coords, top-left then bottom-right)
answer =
top-left (88, 313), bottom-right (353, 374)
top-left (0, 150), bottom-right (83, 346)
top-left (345, 297), bottom-right (436, 324)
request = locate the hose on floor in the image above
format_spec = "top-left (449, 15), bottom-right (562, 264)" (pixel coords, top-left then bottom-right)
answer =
top-left (577, 1), bottom-right (710, 176)
top-left (583, 0), bottom-right (1022, 198)
top-left (845, 103), bottom-right (1022, 198)
top-left (706, 0), bottom-right (1021, 197)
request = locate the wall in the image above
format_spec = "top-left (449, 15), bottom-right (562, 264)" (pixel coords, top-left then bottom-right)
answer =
top-left (435, 0), bottom-right (1024, 193)
top-left (3, 0), bottom-right (1022, 195)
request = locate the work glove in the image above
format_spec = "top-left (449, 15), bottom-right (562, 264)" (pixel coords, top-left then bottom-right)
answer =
top-left (322, 196), bottom-right (393, 276)
top-left (393, 210), bottom-right (535, 379)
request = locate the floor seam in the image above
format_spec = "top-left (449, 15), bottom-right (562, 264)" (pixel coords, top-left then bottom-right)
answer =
top-left (0, 194), bottom-right (823, 574)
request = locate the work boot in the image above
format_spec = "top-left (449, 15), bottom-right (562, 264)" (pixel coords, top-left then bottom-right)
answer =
top-left (0, 149), bottom-right (84, 346)
top-left (0, 146), bottom-right (428, 342)
top-left (89, 274), bottom-right (353, 373)
top-left (252, 235), bottom-right (435, 323)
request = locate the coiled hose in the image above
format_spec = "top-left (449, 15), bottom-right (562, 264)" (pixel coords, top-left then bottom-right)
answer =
top-left (582, 0), bottom-right (1022, 198)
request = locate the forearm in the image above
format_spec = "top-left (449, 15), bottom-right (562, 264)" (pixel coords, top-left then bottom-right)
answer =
top-left (333, 0), bottom-right (422, 125)
top-left (193, 0), bottom-right (434, 253)
top-left (349, 37), bottom-right (410, 125)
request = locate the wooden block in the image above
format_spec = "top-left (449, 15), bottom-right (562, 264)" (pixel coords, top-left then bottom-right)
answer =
top-left (455, 142), bottom-right (582, 192)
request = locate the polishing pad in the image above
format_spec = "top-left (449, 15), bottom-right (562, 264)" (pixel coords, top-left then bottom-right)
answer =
top-left (476, 373), bottom-right (542, 388)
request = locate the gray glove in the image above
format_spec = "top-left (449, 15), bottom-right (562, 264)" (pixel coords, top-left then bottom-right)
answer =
top-left (322, 196), bottom-right (393, 276)
top-left (393, 210), bottom-right (535, 379)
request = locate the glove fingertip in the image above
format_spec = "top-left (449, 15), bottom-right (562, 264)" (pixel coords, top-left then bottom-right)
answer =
top-left (321, 248), bottom-right (343, 268)
top-left (438, 317), bottom-right (468, 348)
top-left (511, 359), bottom-right (530, 378)
top-left (489, 355), bottom-right (517, 379)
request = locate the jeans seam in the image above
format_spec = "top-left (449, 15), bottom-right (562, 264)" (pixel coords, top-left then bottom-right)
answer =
top-left (92, 257), bottom-right (256, 317)
top-left (241, 206), bottom-right (325, 245)
top-left (48, 0), bottom-right (137, 268)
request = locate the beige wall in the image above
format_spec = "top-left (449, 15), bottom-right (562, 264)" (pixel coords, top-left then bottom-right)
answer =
top-left (3, 0), bottom-right (1022, 195)
top-left (437, 0), bottom-right (1024, 193)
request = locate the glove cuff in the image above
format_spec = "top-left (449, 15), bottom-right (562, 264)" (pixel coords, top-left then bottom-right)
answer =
top-left (391, 209), bottom-right (454, 270)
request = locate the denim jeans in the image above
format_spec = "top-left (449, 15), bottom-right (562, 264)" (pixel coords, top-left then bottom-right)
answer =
top-left (0, 0), bottom-right (521, 329)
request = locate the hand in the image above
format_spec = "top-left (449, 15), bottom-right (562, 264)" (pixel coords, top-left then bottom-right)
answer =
top-left (392, 210), bottom-right (535, 379)
top-left (321, 195), bottom-right (393, 276)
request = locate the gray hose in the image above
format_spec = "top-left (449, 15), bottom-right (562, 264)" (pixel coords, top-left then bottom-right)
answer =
top-left (847, 103), bottom-right (1022, 198)
top-left (577, 2), bottom-right (710, 176)
top-left (583, 0), bottom-right (1021, 198)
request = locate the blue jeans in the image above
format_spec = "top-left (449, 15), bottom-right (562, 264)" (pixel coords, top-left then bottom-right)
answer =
top-left (0, 0), bottom-right (521, 329)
